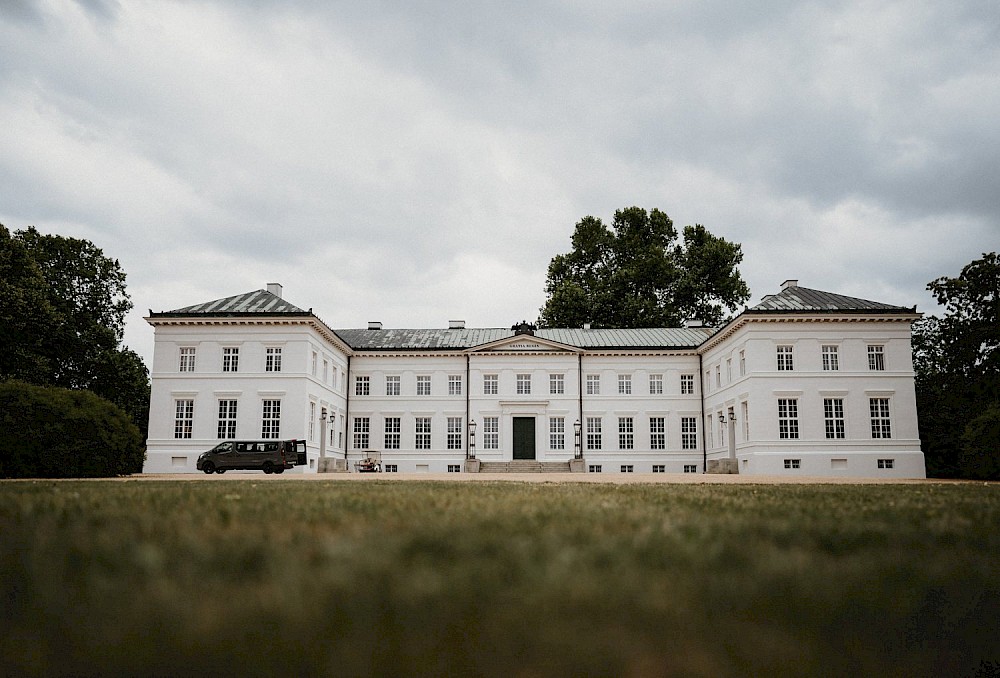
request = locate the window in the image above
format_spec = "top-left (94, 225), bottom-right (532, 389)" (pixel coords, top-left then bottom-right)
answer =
top-left (680, 374), bottom-right (694, 395)
top-left (384, 417), bottom-right (400, 449)
top-left (742, 401), bottom-right (750, 440)
top-left (384, 464), bottom-right (398, 473)
top-left (726, 359), bottom-right (732, 383)
top-left (589, 465), bottom-right (602, 473)
top-left (649, 374), bottom-right (663, 395)
top-left (619, 417), bottom-right (634, 450)
top-left (217, 399), bottom-right (237, 439)
top-left (784, 459), bottom-right (801, 469)
top-left (386, 375), bottom-right (400, 396)
top-left (652, 465), bottom-right (665, 473)
top-left (715, 366), bottom-right (721, 388)
top-left (683, 464), bottom-right (697, 473)
top-left (174, 399), bottom-right (194, 439)
top-left (323, 359), bottom-right (328, 382)
top-left (355, 376), bottom-right (370, 396)
top-left (449, 375), bottom-right (463, 396)
top-left (549, 374), bottom-right (564, 395)
top-left (776, 345), bottom-right (794, 371)
top-left (447, 417), bottom-right (463, 450)
top-left (824, 398), bottom-right (845, 439)
top-left (415, 417), bottom-right (431, 449)
top-left (868, 345), bottom-right (885, 371)
top-left (778, 399), bottom-right (799, 439)
top-left (870, 398), bottom-right (892, 438)
top-left (618, 375), bottom-right (632, 395)
top-left (483, 374), bottom-right (498, 395)
top-left (650, 417), bottom-right (665, 450)
top-left (878, 458), bottom-right (895, 469)
top-left (448, 465), bottom-right (461, 473)
top-left (265, 347), bottom-right (282, 372)
top-left (416, 375), bottom-right (431, 396)
top-left (550, 417), bottom-right (565, 450)
top-left (516, 374), bottom-right (531, 395)
top-left (620, 465), bottom-right (634, 473)
top-left (681, 417), bottom-right (697, 450)
top-left (483, 417), bottom-right (499, 449)
top-left (586, 417), bottom-right (602, 450)
top-left (822, 345), bottom-right (839, 371)
top-left (222, 347), bottom-right (239, 372)
top-left (739, 350), bottom-right (746, 376)
top-left (353, 417), bottom-right (370, 449)
top-left (309, 402), bottom-right (316, 441)
top-left (311, 351), bottom-right (317, 376)
top-left (179, 347), bottom-right (196, 372)
top-left (586, 374), bottom-right (600, 395)
top-left (262, 400), bottom-right (281, 439)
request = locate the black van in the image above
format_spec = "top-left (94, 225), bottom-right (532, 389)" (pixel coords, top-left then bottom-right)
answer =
top-left (196, 440), bottom-right (306, 474)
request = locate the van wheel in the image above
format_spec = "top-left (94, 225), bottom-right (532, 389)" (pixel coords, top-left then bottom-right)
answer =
top-left (274, 467), bottom-right (284, 474)
top-left (203, 462), bottom-right (215, 474)
top-left (263, 462), bottom-right (274, 474)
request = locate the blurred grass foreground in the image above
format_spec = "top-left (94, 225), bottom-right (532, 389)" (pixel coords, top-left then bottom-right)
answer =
top-left (1, 480), bottom-right (998, 677)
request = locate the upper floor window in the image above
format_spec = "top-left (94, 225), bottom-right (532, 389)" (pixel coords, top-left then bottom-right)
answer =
top-left (265, 347), bottom-right (282, 372)
top-left (586, 374), bottom-right (600, 395)
top-left (726, 359), bottom-right (732, 382)
top-left (222, 347), bottom-right (239, 372)
top-left (386, 375), bottom-right (400, 396)
top-left (618, 375), bottom-right (632, 395)
top-left (311, 351), bottom-right (317, 376)
top-left (322, 359), bottom-right (328, 382)
top-left (680, 374), bottom-right (694, 395)
top-left (868, 345), bottom-right (885, 371)
top-left (822, 345), bottom-right (839, 371)
top-left (179, 347), bottom-right (196, 372)
top-left (483, 374), bottom-right (498, 395)
top-left (776, 345), bottom-right (794, 371)
top-left (550, 373), bottom-right (565, 395)
top-left (449, 375), bottom-right (463, 396)
top-left (355, 376), bottom-right (370, 396)
top-left (417, 375), bottom-right (431, 396)
top-left (739, 350), bottom-right (746, 376)
top-left (649, 374), bottom-right (663, 395)
top-left (516, 374), bottom-right (531, 395)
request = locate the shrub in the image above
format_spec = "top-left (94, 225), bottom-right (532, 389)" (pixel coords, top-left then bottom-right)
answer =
top-left (0, 381), bottom-right (144, 477)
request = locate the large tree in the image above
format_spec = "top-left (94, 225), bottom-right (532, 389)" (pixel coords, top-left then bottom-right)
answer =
top-left (914, 252), bottom-right (1000, 478)
top-left (539, 207), bottom-right (750, 328)
top-left (0, 224), bottom-right (149, 435)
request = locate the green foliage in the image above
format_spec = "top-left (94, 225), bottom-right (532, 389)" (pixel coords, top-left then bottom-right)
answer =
top-left (0, 224), bottom-right (149, 435)
top-left (915, 253), bottom-right (1000, 479)
top-left (539, 207), bottom-right (749, 328)
top-left (0, 381), bottom-right (144, 478)
top-left (1, 481), bottom-right (997, 677)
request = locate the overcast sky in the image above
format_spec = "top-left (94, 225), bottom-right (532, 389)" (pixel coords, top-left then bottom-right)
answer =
top-left (2, 0), bottom-right (998, 367)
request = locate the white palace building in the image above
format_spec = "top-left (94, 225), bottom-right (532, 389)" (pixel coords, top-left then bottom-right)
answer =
top-left (143, 280), bottom-right (926, 477)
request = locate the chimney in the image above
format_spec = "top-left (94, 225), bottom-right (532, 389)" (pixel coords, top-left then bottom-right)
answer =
top-left (684, 319), bottom-right (704, 328)
top-left (583, 323), bottom-right (591, 330)
top-left (449, 320), bottom-right (466, 329)
top-left (266, 282), bottom-right (283, 298)
top-left (781, 279), bottom-right (798, 290)
top-left (368, 321), bottom-right (382, 330)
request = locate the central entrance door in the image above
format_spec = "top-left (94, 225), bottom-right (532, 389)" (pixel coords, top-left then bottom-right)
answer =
top-left (512, 417), bottom-right (536, 460)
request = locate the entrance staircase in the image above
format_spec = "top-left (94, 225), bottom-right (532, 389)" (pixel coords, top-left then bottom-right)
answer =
top-left (479, 461), bottom-right (572, 473)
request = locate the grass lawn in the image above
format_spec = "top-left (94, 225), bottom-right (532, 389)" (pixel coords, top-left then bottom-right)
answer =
top-left (1, 480), bottom-right (998, 677)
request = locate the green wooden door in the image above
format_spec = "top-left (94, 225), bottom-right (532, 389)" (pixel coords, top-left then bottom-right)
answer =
top-left (512, 417), bottom-right (536, 460)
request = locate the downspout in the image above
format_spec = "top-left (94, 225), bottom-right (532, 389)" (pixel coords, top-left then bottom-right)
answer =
top-left (465, 353), bottom-right (471, 458)
top-left (578, 352), bottom-right (584, 454)
top-left (344, 355), bottom-right (351, 462)
top-left (698, 352), bottom-right (706, 473)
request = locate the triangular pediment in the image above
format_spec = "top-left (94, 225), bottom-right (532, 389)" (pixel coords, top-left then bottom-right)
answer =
top-left (467, 334), bottom-right (581, 354)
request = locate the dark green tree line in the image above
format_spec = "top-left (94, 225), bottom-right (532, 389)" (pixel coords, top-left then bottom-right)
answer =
top-left (539, 207), bottom-right (750, 328)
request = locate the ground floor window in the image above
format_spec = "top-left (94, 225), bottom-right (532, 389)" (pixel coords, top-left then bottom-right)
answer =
top-left (353, 417), bottom-right (370, 449)
top-left (683, 464), bottom-right (698, 473)
top-left (824, 398), bottom-right (845, 439)
top-left (588, 465), bottom-right (602, 473)
top-left (415, 417), bottom-right (431, 450)
top-left (618, 417), bottom-right (634, 450)
top-left (217, 399), bottom-right (236, 439)
top-left (384, 417), bottom-right (400, 449)
top-left (384, 464), bottom-right (398, 473)
top-left (620, 465), bottom-right (634, 473)
top-left (784, 458), bottom-right (801, 469)
top-left (778, 399), bottom-right (799, 439)
top-left (681, 417), bottom-right (698, 450)
top-left (650, 417), bottom-right (665, 450)
top-left (652, 465), bottom-right (665, 473)
top-left (447, 417), bottom-right (463, 450)
top-left (878, 458), bottom-right (895, 469)
top-left (261, 400), bottom-right (280, 439)
top-left (448, 464), bottom-right (461, 473)
top-left (549, 417), bottom-right (565, 450)
top-left (174, 399), bottom-right (194, 439)
top-left (483, 417), bottom-right (499, 449)
top-left (586, 417), bottom-right (602, 450)
top-left (870, 398), bottom-right (892, 438)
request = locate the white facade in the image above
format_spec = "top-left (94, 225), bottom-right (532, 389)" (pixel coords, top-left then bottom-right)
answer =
top-left (144, 282), bottom-right (926, 478)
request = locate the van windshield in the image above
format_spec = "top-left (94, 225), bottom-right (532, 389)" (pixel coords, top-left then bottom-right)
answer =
top-left (213, 442), bottom-right (233, 454)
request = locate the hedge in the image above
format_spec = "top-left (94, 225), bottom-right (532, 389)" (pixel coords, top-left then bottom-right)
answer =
top-left (0, 381), bottom-right (144, 478)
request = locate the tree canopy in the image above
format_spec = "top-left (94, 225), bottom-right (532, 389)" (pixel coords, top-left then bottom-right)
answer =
top-left (0, 224), bottom-right (149, 435)
top-left (913, 252), bottom-right (1000, 478)
top-left (538, 207), bottom-right (750, 328)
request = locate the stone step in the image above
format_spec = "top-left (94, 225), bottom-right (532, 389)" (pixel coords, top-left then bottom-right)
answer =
top-left (479, 461), bottom-right (572, 473)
